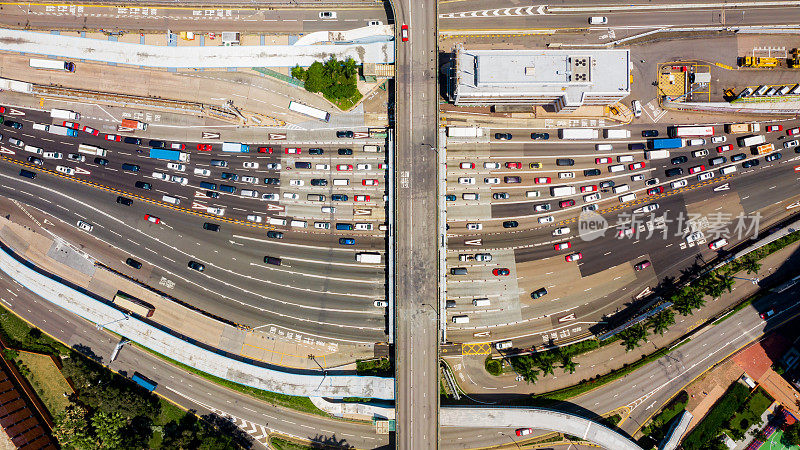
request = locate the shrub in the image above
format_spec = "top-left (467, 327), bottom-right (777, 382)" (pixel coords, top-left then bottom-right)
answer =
top-left (485, 358), bottom-right (502, 376)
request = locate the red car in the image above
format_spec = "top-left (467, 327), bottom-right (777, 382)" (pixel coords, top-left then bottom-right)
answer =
top-left (62, 121), bottom-right (80, 129)
top-left (595, 157), bottom-right (611, 164)
top-left (647, 186), bottom-right (664, 196)
top-left (144, 214), bottom-right (160, 224)
top-left (362, 179), bottom-right (379, 186)
top-left (492, 268), bottom-right (510, 276)
top-left (559, 199), bottom-right (575, 208)
top-left (580, 185), bottom-right (597, 193)
top-left (629, 162), bottom-right (645, 170)
top-left (105, 134), bottom-right (122, 142)
top-left (716, 144), bottom-right (732, 153)
top-left (766, 125), bottom-right (783, 132)
top-left (565, 252), bottom-right (583, 262)
top-left (505, 162), bottom-right (522, 169)
top-left (516, 428), bottom-right (533, 437)
top-left (257, 146), bottom-right (273, 154)
top-left (554, 241), bottom-right (571, 251)
top-left (788, 127), bottom-right (800, 136)
top-left (460, 162), bottom-right (474, 169)
top-left (534, 177), bottom-right (551, 184)
top-left (355, 195), bottom-right (370, 202)
top-left (401, 24), bottom-right (409, 42)
top-left (0, 107), bottom-right (5, 114)
top-left (337, 164), bottom-right (353, 171)
top-left (197, 144), bottom-right (212, 151)
top-left (689, 165), bottom-right (705, 174)
top-left (285, 148), bottom-right (300, 154)
top-left (82, 125), bottom-right (99, 136)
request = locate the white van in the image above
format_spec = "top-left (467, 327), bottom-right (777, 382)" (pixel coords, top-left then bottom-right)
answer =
top-left (290, 220), bottom-right (307, 228)
top-left (32, 123), bottom-right (48, 131)
top-left (755, 85), bottom-right (769, 96)
top-left (268, 218), bottom-right (286, 226)
top-left (596, 144), bottom-right (613, 151)
top-left (612, 184), bottom-right (630, 194)
top-left (631, 100), bottom-right (642, 118)
top-left (495, 340), bottom-right (513, 350)
top-left (162, 195), bottom-right (180, 205)
top-left (333, 179), bottom-right (349, 186)
top-left (355, 223), bottom-right (373, 231)
top-left (589, 16), bottom-right (608, 24)
top-left (363, 145), bottom-right (380, 152)
top-left (617, 155), bottom-right (634, 163)
top-left (314, 222), bottom-right (331, 229)
top-left (720, 166), bottom-right (737, 175)
top-left (24, 145), bottom-right (43, 155)
top-left (472, 298), bottom-right (490, 307)
top-left (608, 164), bottom-right (625, 173)
top-left (526, 190), bottom-right (540, 198)
top-left (550, 186), bottom-right (576, 196)
top-left (619, 193), bottom-right (636, 203)
top-left (452, 315), bottom-right (470, 324)
top-left (462, 193), bottom-right (479, 200)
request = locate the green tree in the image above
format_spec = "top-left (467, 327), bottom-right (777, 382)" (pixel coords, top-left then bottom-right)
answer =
top-left (290, 65), bottom-right (306, 81)
top-left (535, 352), bottom-right (556, 377)
top-left (740, 255), bottom-right (761, 275)
top-left (784, 422), bottom-right (800, 445)
top-left (303, 61), bottom-right (326, 92)
top-left (697, 272), bottom-right (733, 299)
top-left (561, 353), bottom-right (578, 374)
top-left (618, 323), bottom-right (649, 351)
top-left (671, 286), bottom-right (706, 316)
top-left (91, 411), bottom-right (126, 449)
top-left (53, 403), bottom-right (93, 448)
top-left (508, 355), bottom-right (540, 383)
top-left (647, 309), bottom-right (676, 335)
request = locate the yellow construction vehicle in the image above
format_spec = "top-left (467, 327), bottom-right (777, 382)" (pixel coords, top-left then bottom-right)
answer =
top-left (788, 48), bottom-right (800, 68)
top-left (737, 56), bottom-right (779, 68)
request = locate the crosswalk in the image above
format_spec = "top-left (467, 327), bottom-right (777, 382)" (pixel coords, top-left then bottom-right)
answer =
top-left (440, 5), bottom-right (547, 19)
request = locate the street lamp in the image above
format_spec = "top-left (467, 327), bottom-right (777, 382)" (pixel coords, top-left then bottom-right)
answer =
top-left (499, 432), bottom-right (521, 449)
top-left (730, 275), bottom-right (760, 285)
top-left (420, 303), bottom-right (439, 314)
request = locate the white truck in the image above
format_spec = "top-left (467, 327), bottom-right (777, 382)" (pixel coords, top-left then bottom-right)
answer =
top-left (446, 127), bottom-right (485, 138)
top-left (355, 253), bottom-right (382, 263)
top-left (78, 144), bottom-right (107, 157)
top-left (50, 109), bottom-right (80, 120)
top-left (550, 186), bottom-right (577, 197)
top-left (644, 150), bottom-right (671, 160)
top-left (604, 129), bottom-right (631, 139)
top-left (48, 125), bottom-right (77, 137)
top-left (559, 128), bottom-right (599, 139)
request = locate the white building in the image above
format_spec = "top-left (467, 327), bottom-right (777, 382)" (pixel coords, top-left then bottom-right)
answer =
top-left (450, 45), bottom-right (631, 113)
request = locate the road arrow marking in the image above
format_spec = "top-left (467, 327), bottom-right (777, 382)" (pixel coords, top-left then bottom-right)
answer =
top-left (194, 190), bottom-right (206, 197)
top-left (464, 239), bottom-right (482, 246)
top-left (0, 146), bottom-right (15, 155)
top-left (43, 219), bottom-right (54, 226)
top-left (558, 313), bottom-right (576, 323)
top-left (201, 131), bottom-right (220, 139)
top-left (268, 133), bottom-right (286, 140)
top-left (354, 208), bottom-right (371, 216)
top-left (266, 203), bottom-right (284, 211)
top-left (7, 108), bottom-right (24, 116)
top-left (473, 331), bottom-right (490, 337)
top-left (73, 167), bottom-right (90, 175)
top-left (787, 201), bottom-right (800, 210)
top-left (537, 5), bottom-right (547, 14)
top-left (636, 287), bottom-right (652, 299)
top-left (713, 183), bottom-right (730, 191)
top-left (191, 201), bottom-right (207, 209)
top-left (354, 132), bottom-right (369, 139)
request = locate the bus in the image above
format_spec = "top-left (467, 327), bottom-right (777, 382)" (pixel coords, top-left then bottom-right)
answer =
top-left (667, 126), bottom-right (714, 138)
top-left (288, 101), bottom-right (330, 122)
top-left (112, 291), bottom-right (155, 318)
top-left (737, 134), bottom-right (766, 147)
top-left (29, 58), bottom-right (75, 72)
top-left (131, 372), bottom-right (157, 392)
top-left (559, 128), bottom-right (599, 139)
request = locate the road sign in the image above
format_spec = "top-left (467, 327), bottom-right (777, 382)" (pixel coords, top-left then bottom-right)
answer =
top-left (268, 133), bottom-right (286, 140)
top-left (73, 167), bottom-right (90, 175)
top-left (354, 132), bottom-right (369, 139)
top-left (464, 239), bottom-right (482, 246)
top-left (713, 183), bottom-right (730, 191)
top-left (191, 201), bottom-right (207, 209)
top-left (0, 146), bottom-right (14, 155)
top-left (354, 208), bottom-right (371, 216)
top-left (266, 203), bottom-right (284, 211)
top-left (201, 131), bottom-right (220, 140)
top-left (557, 313), bottom-right (576, 323)
top-left (7, 108), bottom-right (24, 116)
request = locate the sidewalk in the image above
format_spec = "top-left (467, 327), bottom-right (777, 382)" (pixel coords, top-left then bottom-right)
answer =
top-left (453, 240), bottom-right (800, 395)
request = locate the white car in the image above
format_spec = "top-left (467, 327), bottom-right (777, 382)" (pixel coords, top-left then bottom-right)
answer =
top-left (552, 227), bottom-right (570, 236)
top-left (77, 220), bottom-right (93, 232)
top-left (558, 172), bottom-right (575, 179)
top-left (67, 153), bottom-right (85, 162)
top-left (243, 162), bottom-right (259, 169)
top-left (240, 189), bottom-right (259, 198)
top-left (283, 192), bottom-right (299, 200)
top-left (686, 231), bottom-right (704, 244)
top-left (357, 163), bottom-right (372, 170)
top-left (583, 193), bottom-right (601, 202)
top-left (459, 177), bottom-right (476, 185)
top-left (467, 223), bottom-right (483, 230)
top-left (373, 300), bottom-right (388, 308)
top-left (207, 207), bottom-right (225, 216)
top-left (711, 136), bottom-right (727, 144)
top-left (246, 214), bottom-right (263, 223)
top-left (55, 165), bottom-right (75, 175)
top-left (152, 171), bottom-right (169, 181)
top-left (319, 11), bottom-right (337, 18)
top-left (171, 175), bottom-right (188, 185)
top-left (697, 172), bottom-right (714, 181)
top-left (242, 176), bottom-right (259, 184)
top-left (687, 138), bottom-right (706, 146)
top-left (671, 179), bottom-right (688, 189)
top-left (484, 177), bottom-right (500, 184)
top-left (538, 216), bottom-right (554, 224)
top-left (43, 152), bottom-right (62, 159)
top-left (634, 204), bottom-right (659, 213)
top-left (290, 179), bottom-right (304, 186)
top-left (262, 193), bottom-right (279, 201)
top-left (691, 149), bottom-right (709, 158)
top-left (784, 139), bottom-right (800, 149)
top-left (322, 206), bottom-right (336, 213)
top-left (484, 162), bottom-right (500, 169)
top-left (194, 168), bottom-right (211, 176)
top-left (631, 100), bottom-right (642, 118)
top-left (314, 222), bottom-right (331, 229)
top-left (266, 163), bottom-right (281, 170)
top-left (316, 164), bottom-right (330, 170)
top-left (167, 163), bottom-right (186, 171)
top-left (631, 174), bottom-right (644, 182)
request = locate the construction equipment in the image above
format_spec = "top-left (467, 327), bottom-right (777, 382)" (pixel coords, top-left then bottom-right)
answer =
top-left (737, 56), bottom-right (779, 68)
top-left (788, 48), bottom-right (800, 68)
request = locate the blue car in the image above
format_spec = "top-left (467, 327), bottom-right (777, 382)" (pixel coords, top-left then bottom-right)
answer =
top-left (339, 238), bottom-right (355, 245)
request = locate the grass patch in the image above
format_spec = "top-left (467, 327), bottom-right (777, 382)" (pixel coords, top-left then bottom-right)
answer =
top-left (269, 437), bottom-right (313, 450)
top-left (640, 390), bottom-right (689, 445)
top-left (12, 351), bottom-right (71, 415)
top-left (356, 358), bottom-right (392, 377)
top-left (324, 90), bottom-right (362, 111)
top-left (728, 387), bottom-right (773, 440)
top-left (602, 414), bottom-right (622, 428)
top-left (683, 382), bottom-right (751, 450)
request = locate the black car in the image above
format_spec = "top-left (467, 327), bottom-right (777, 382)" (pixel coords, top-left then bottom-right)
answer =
top-left (644, 178), bottom-right (659, 186)
top-left (310, 178), bottom-right (327, 186)
top-left (336, 130), bottom-right (354, 138)
top-left (531, 287), bottom-right (548, 299)
top-left (493, 192), bottom-right (509, 200)
top-left (445, 194), bottom-right (457, 201)
top-left (267, 231), bottom-right (284, 239)
top-left (494, 133), bottom-right (512, 140)
top-left (202, 222), bottom-right (220, 232)
top-left (338, 148), bottom-right (353, 155)
top-left (584, 168), bottom-right (602, 177)
top-left (27, 156), bottom-right (43, 166)
top-left (502, 220), bottom-right (518, 228)
top-left (665, 167), bottom-right (684, 177)
top-left (308, 148), bottom-right (324, 155)
top-left (743, 159), bottom-right (760, 168)
top-left (731, 153), bottom-right (747, 162)
top-left (125, 258), bottom-right (142, 269)
top-left (264, 178), bottom-right (280, 185)
top-left (116, 196), bottom-right (133, 206)
top-left (94, 157), bottom-right (109, 166)
top-left (671, 156), bottom-right (688, 165)
top-left (221, 172), bottom-right (238, 181)
top-left (264, 256), bottom-right (282, 266)
top-left (149, 139), bottom-right (165, 148)
top-left (205, 191), bottom-right (219, 198)
top-left (188, 261), bottom-right (205, 272)
top-left (135, 181), bottom-right (152, 190)
top-left (4, 121), bottom-right (22, 129)
top-left (556, 158), bottom-right (575, 166)
top-left (765, 152), bottom-right (782, 162)
top-left (332, 194), bottom-right (349, 201)
top-left (642, 129), bottom-right (659, 137)
top-left (124, 137), bottom-right (142, 145)
top-left (599, 180), bottom-right (616, 189)
top-left (18, 169), bottom-right (35, 179)
top-left (628, 143), bottom-right (646, 150)
top-left (530, 132), bottom-right (550, 140)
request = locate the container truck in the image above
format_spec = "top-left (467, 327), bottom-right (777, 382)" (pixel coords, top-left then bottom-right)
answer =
top-left (667, 126), bottom-right (715, 138)
top-left (737, 134), bottom-right (766, 147)
top-left (355, 253), bottom-right (382, 263)
top-left (726, 123), bottom-right (761, 134)
top-left (78, 144), bottom-right (107, 157)
top-left (149, 148), bottom-right (189, 162)
top-left (29, 58), bottom-right (75, 72)
top-left (131, 372), bottom-right (157, 392)
top-left (120, 118), bottom-right (147, 130)
top-left (649, 138), bottom-right (684, 150)
top-left (47, 125), bottom-right (77, 137)
top-left (50, 109), bottom-right (80, 120)
top-left (222, 142), bottom-right (250, 152)
top-left (559, 128), bottom-right (599, 139)
top-left (753, 143), bottom-right (775, 155)
top-left (550, 186), bottom-right (577, 196)
top-left (644, 150), bottom-right (671, 160)
top-left (446, 127), bottom-right (485, 138)
top-left (603, 129), bottom-right (631, 139)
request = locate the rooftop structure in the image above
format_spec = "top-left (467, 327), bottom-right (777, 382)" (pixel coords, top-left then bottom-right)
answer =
top-left (451, 45), bottom-right (631, 112)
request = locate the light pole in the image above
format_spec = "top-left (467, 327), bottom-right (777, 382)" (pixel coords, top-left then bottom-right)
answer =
top-left (730, 275), bottom-right (760, 285)
top-left (499, 432), bottom-right (521, 449)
